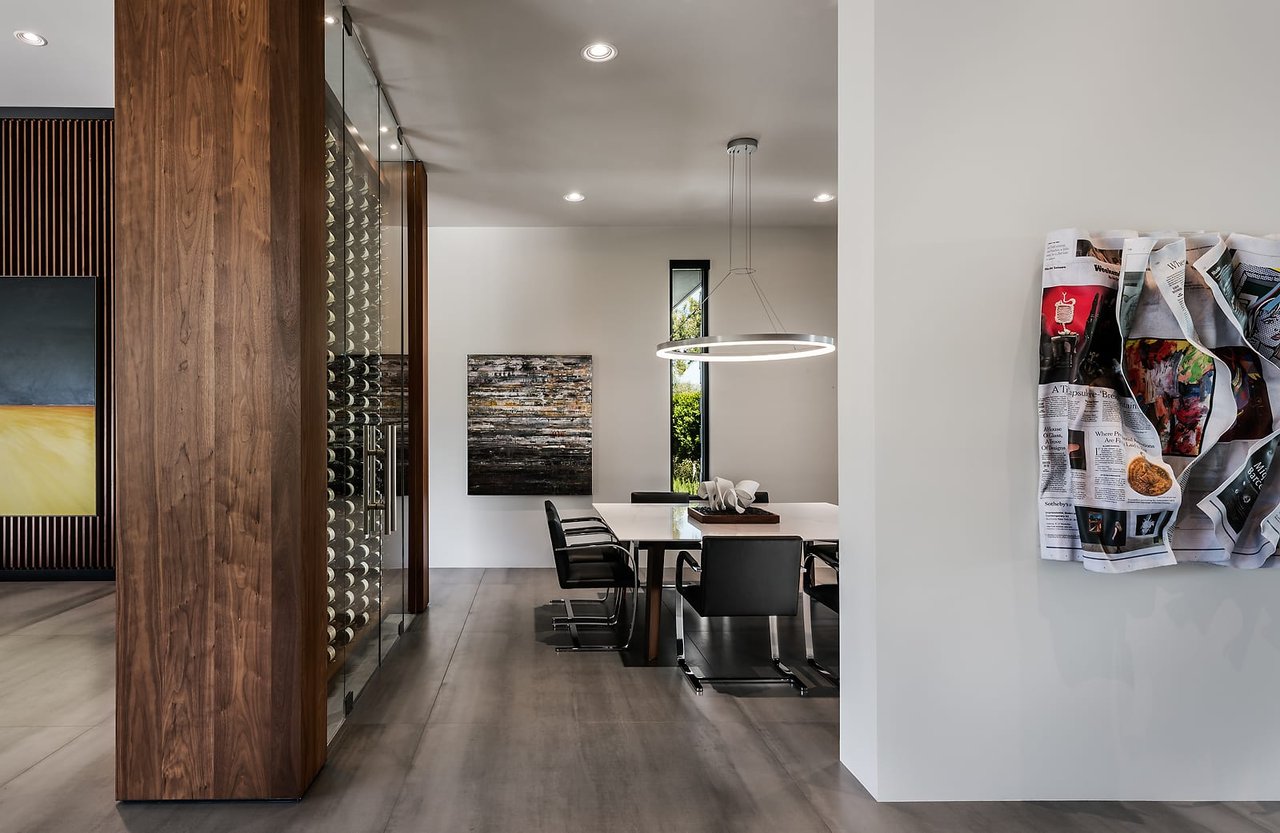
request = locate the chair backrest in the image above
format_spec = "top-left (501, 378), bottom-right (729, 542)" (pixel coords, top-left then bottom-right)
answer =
top-left (630, 491), bottom-right (692, 504)
top-left (753, 490), bottom-right (770, 504)
top-left (697, 536), bottom-right (802, 617)
top-left (544, 501), bottom-right (572, 583)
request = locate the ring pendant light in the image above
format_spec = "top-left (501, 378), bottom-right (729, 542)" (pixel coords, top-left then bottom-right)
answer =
top-left (656, 137), bottom-right (835, 363)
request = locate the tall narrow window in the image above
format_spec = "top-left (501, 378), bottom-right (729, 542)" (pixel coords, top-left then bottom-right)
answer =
top-left (670, 260), bottom-right (710, 493)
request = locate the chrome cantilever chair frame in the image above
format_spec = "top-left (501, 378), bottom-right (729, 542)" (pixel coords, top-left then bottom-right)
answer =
top-left (674, 544), bottom-right (807, 696)
top-left (802, 541), bottom-right (839, 686)
top-left (552, 541), bottom-right (640, 653)
top-left (550, 539), bottom-right (636, 629)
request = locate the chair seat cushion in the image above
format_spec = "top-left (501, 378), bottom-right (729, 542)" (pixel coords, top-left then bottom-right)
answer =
top-left (678, 582), bottom-right (799, 617)
top-left (561, 559), bottom-right (635, 589)
top-left (806, 582), bottom-right (839, 613)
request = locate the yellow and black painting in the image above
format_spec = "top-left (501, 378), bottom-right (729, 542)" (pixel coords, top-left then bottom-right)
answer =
top-left (0, 277), bottom-right (97, 516)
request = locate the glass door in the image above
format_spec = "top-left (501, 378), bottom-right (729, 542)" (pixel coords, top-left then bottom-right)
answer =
top-left (377, 90), bottom-right (412, 655)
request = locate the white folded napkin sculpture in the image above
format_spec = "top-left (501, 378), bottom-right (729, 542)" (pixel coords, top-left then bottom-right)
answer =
top-left (696, 477), bottom-right (760, 513)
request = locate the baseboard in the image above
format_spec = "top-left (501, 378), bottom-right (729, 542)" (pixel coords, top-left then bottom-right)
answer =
top-left (0, 569), bottom-right (115, 581)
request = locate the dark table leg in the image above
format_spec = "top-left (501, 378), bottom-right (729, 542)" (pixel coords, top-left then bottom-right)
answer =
top-left (645, 543), bottom-right (664, 664)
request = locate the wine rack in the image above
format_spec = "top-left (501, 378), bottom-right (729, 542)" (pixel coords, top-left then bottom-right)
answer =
top-left (324, 122), bottom-right (384, 669)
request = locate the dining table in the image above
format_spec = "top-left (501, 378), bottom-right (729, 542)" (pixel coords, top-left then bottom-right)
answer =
top-left (590, 501), bottom-right (839, 663)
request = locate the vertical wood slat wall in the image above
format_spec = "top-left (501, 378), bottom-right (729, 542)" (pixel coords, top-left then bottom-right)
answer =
top-left (0, 117), bottom-right (114, 572)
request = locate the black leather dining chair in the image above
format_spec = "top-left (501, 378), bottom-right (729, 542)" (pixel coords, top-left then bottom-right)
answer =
top-left (802, 541), bottom-right (839, 685)
top-left (630, 491), bottom-right (694, 590)
top-left (544, 502), bottom-right (638, 652)
top-left (674, 536), bottom-right (807, 695)
top-left (630, 490), bottom-right (692, 504)
top-left (545, 501), bottom-right (623, 625)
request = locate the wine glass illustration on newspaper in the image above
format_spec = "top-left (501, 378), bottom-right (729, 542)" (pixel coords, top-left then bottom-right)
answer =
top-left (1055, 292), bottom-right (1076, 334)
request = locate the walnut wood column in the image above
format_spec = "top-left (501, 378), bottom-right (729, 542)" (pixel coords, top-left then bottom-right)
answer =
top-left (114, 0), bottom-right (327, 800)
top-left (407, 161), bottom-right (429, 614)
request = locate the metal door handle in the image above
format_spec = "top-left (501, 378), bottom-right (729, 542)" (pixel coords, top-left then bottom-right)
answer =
top-left (385, 424), bottom-right (398, 534)
top-left (363, 424), bottom-right (385, 532)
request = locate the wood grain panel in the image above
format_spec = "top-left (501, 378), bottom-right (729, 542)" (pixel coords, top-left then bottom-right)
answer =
top-left (407, 161), bottom-right (429, 613)
top-left (114, 0), bottom-right (326, 800)
top-left (0, 117), bottom-right (114, 572)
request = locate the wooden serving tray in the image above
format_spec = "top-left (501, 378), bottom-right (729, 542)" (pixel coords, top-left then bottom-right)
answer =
top-left (688, 505), bottom-right (780, 524)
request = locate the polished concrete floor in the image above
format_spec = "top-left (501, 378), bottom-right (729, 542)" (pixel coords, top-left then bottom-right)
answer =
top-left (0, 570), bottom-right (1278, 832)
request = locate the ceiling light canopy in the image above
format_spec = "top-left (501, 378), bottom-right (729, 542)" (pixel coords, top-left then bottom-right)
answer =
top-left (581, 42), bottom-right (617, 62)
top-left (813, 193), bottom-right (835, 203)
top-left (13, 30), bottom-right (48, 47)
top-left (655, 137), bottom-right (836, 364)
top-left (563, 192), bottom-right (586, 202)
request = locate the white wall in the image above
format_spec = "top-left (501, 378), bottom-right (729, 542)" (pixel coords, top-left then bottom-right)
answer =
top-left (839, 0), bottom-right (1280, 801)
top-left (429, 226), bottom-right (836, 568)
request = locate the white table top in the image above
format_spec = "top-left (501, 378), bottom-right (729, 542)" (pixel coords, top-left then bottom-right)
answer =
top-left (591, 502), bottom-right (838, 544)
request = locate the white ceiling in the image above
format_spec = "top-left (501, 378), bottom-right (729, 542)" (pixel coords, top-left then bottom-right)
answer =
top-left (0, 0), bottom-right (837, 227)
top-left (351, 0), bottom-right (837, 226)
top-left (0, 0), bottom-right (113, 108)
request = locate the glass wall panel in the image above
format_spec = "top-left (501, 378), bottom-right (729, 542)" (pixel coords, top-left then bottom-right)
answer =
top-left (323, 5), bottom-right (416, 741)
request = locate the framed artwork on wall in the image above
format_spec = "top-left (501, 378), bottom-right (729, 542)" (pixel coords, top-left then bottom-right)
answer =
top-left (0, 276), bottom-right (99, 516)
top-left (466, 354), bottom-right (593, 495)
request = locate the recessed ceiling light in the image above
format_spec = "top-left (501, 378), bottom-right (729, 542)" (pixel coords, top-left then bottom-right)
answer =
top-left (379, 126), bottom-right (389, 134)
top-left (581, 42), bottom-right (617, 62)
top-left (323, 15), bottom-right (336, 25)
top-left (813, 193), bottom-right (835, 203)
top-left (14, 30), bottom-right (48, 47)
top-left (563, 192), bottom-right (586, 202)
top-left (388, 143), bottom-right (399, 150)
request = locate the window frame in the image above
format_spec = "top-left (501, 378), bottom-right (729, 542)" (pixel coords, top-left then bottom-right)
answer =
top-left (669, 259), bottom-right (711, 491)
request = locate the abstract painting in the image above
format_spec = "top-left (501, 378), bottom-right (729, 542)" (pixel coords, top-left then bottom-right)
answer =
top-left (467, 354), bottom-right (592, 495)
top-left (0, 277), bottom-right (98, 515)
